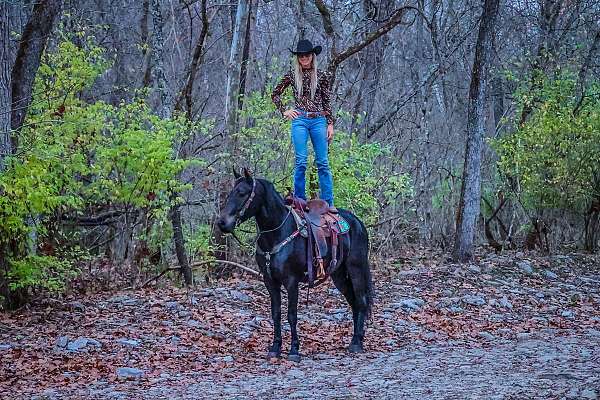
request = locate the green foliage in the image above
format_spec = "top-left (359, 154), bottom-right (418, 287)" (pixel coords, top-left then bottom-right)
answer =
top-left (0, 37), bottom-right (209, 298)
top-left (8, 255), bottom-right (77, 293)
top-left (493, 72), bottom-right (600, 212)
top-left (236, 89), bottom-right (412, 226)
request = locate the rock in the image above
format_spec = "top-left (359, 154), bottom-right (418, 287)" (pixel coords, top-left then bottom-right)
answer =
top-left (581, 389), bottom-right (598, 400)
top-left (498, 296), bottom-right (513, 309)
top-left (165, 301), bottom-right (183, 312)
top-left (287, 368), bottom-right (305, 379)
top-left (479, 331), bottom-right (496, 341)
top-left (0, 344), bottom-right (12, 350)
top-left (516, 332), bottom-right (532, 341)
top-left (187, 320), bottom-right (203, 328)
top-left (69, 301), bottom-right (86, 312)
top-left (236, 282), bottom-right (253, 290)
top-left (448, 306), bottom-right (463, 314)
top-left (108, 295), bottom-right (139, 306)
top-left (117, 367), bottom-right (144, 379)
top-left (67, 337), bottom-right (101, 352)
top-left (516, 261), bottom-right (533, 275)
top-left (56, 336), bottom-right (69, 348)
top-left (561, 310), bottom-right (575, 319)
top-left (189, 294), bottom-right (199, 305)
top-left (461, 294), bottom-right (486, 306)
top-left (467, 264), bottom-right (481, 274)
top-left (229, 290), bottom-right (252, 303)
top-left (116, 339), bottom-right (140, 348)
top-left (543, 270), bottom-right (558, 279)
top-left (398, 298), bottom-right (425, 312)
top-left (214, 355), bottom-right (234, 363)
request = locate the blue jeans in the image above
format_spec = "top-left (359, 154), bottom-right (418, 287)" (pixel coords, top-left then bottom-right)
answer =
top-left (291, 111), bottom-right (334, 206)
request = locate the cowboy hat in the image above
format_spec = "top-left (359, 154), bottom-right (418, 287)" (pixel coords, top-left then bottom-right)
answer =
top-left (289, 39), bottom-right (322, 55)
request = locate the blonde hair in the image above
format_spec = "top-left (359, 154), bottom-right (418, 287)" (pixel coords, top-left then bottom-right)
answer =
top-left (293, 54), bottom-right (318, 100)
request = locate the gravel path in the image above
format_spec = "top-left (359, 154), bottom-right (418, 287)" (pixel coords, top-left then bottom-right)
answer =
top-left (5, 250), bottom-right (599, 399)
top-left (37, 329), bottom-right (600, 400)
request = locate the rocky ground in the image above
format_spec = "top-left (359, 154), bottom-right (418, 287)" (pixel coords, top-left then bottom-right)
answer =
top-left (1, 249), bottom-right (599, 399)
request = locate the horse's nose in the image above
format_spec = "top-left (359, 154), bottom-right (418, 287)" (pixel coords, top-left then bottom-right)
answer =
top-left (217, 216), bottom-right (234, 233)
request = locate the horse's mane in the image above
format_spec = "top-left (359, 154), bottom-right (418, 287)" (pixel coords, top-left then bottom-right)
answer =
top-left (258, 178), bottom-right (285, 205)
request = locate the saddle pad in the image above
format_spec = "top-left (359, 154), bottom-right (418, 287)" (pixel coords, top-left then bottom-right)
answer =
top-left (336, 217), bottom-right (350, 234)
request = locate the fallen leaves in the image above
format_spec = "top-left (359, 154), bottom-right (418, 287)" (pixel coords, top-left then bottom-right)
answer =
top-left (1, 248), bottom-right (599, 398)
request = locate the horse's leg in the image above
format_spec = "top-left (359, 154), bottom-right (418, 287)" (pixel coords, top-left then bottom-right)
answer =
top-left (331, 268), bottom-right (362, 350)
top-left (345, 257), bottom-right (371, 353)
top-left (265, 278), bottom-right (282, 358)
top-left (285, 280), bottom-right (301, 362)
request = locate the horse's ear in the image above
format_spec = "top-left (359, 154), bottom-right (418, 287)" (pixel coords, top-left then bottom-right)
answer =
top-left (243, 167), bottom-right (252, 179)
top-left (233, 166), bottom-right (241, 179)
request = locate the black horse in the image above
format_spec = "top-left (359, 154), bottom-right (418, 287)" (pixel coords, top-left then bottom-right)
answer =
top-left (217, 169), bottom-right (373, 361)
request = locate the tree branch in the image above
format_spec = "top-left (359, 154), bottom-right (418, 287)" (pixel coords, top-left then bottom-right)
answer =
top-left (140, 259), bottom-right (260, 288)
top-left (327, 6), bottom-right (418, 75)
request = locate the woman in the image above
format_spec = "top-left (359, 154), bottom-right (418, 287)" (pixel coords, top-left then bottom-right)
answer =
top-left (271, 39), bottom-right (336, 207)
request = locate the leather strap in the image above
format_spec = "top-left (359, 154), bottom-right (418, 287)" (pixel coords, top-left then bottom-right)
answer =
top-left (237, 178), bottom-right (256, 218)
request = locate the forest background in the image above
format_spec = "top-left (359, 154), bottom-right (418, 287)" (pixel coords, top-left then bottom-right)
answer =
top-left (0, 0), bottom-right (599, 308)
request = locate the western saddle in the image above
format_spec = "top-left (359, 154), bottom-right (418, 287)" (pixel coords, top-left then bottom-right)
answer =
top-left (286, 196), bottom-right (350, 287)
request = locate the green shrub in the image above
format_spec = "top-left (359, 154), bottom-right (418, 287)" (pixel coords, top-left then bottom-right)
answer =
top-left (493, 72), bottom-right (600, 213)
top-left (0, 37), bottom-right (210, 301)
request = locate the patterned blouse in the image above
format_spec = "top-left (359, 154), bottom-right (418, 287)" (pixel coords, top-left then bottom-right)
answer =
top-left (271, 69), bottom-right (335, 125)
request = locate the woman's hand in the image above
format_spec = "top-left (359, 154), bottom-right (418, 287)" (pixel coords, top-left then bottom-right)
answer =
top-left (283, 109), bottom-right (300, 120)
top-left (327, 124), bottom-right (334, 144)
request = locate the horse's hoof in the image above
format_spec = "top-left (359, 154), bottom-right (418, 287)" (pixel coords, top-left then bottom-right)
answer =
top-left (287, 353), bottom-right (301, 363)
top-left (267, 351), bottom-right (281, 359)
top-left (348, 344), bottom-right (364, 353)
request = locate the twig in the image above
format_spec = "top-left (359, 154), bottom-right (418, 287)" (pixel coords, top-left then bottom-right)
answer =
top-left (140, 259), bottom-right (260, 288)
top-left (190, 260), bottom-right (260, 276)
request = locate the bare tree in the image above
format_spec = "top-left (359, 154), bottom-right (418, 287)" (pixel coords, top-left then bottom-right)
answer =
top-left (225, 0), bottom-right (250, 138)
top-left (0, 0), bottom-right (11, 170)
top-left (453, 0), bottom-right (500, 262)
top-left (11, 0), bottom-right (63, 138)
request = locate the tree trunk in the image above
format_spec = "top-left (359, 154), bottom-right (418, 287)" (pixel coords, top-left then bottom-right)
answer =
top-left (350, 0), bottom-right (390, 138)
top-left (225, 0), bottom-right (249, 139)
top-left (238, 0), bottom-right (255, 111)
top-left (0, 0), bottom-right (11, 170)
top-left (0, 0), bottom-right (12, 309)
top-left (150, 0), bottom-right (192, 285)
top-left (170, 197), bottom-right (193, 285)
top-left (452, 0), bottom-right (500, 262)
top-left (11, 0), bottom-right (63, 137)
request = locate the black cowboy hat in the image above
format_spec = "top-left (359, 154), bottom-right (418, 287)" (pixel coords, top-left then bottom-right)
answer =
top-left (289, 39), bottom-right (322, 56)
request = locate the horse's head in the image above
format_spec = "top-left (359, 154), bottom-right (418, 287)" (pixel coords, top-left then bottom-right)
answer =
top-left (217, 168), bottom-right (263, 233)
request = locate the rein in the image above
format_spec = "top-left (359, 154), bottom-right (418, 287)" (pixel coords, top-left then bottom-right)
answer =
top-left (230, 179), bottom-right (300, 271)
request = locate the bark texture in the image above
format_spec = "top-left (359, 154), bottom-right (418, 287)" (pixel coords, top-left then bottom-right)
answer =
top-left (225, 0), bottom-right (249, 137)
top-left (452, 0), bottom-right (500, 262)
top-left (0, 0), bottom-right (11, 170)
top-left (11, 0), bottom-right (63, 137)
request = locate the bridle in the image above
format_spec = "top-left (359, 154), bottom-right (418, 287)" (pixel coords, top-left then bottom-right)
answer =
top-left (236, 177), bottom-right (256, 219)
top-left (229, 178), bottom-right (299, 268)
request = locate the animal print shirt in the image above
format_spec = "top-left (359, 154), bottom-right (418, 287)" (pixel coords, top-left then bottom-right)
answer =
top-left (271, 69), bottom-right (335, 125)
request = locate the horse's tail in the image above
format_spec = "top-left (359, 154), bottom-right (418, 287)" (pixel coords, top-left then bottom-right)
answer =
top-left (357, 216), bottom-right (374, 319)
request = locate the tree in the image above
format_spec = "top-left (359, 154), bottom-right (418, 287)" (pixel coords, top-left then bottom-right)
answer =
top-left (11, 0), bottom-right (63, 137)
top-left (225, 0), bottom-right (250, 139)
top-left (452, 0), bottom-right (500, 262)
top-left (0, 0), bottom-right (11, 171)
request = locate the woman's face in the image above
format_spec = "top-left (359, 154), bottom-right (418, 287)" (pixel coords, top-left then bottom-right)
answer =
top-left (297, 53), bottom-right (313, 69)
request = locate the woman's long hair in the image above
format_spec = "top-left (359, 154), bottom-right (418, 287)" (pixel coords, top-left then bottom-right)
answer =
top-left (292, 54), bottom-right (317, 100)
